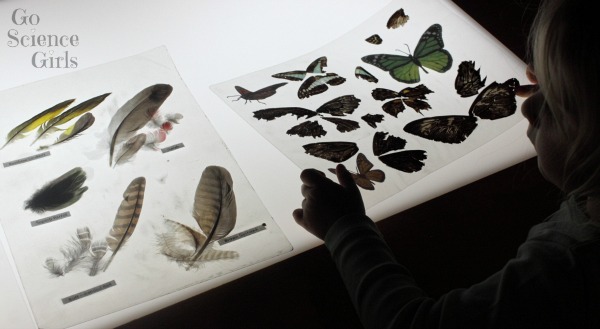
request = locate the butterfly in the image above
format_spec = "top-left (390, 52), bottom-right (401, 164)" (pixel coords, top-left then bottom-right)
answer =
top-left (372, 84), bottom-right (433, 116)
top-left (403, 115), bottom-right (478, 144)
top-left (355, 66), bottom-right (379, 83)
top-left (328, 153), bottom-right (385, 190)
top-left (303, 141), bottom-right (358, 163)
top-left (298, 73), bottom-right (346, 99)
top-left (227, 82), bottom-right (287, 104)
top-left (362, 24), bottom-right (452, 84)
top-left (272, 56), bottom-right (327, 81)
top-left (253, 95), bottom-right (361, 136)
top-left (387, 8), bottom-right (409, 29)
top-left (455, 60), bottom-right (486, 97)
top-left (365, 34), bottom-right (383, 45)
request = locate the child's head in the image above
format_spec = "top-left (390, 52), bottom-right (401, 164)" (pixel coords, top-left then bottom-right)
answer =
top-left (524, 0), bottom-right (600, 198)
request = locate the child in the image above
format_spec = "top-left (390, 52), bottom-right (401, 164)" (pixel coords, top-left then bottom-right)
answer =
top-left (293, 0), bottom-right (600, 327)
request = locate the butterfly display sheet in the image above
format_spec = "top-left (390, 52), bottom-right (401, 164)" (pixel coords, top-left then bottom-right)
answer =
top-left (211, 0), bottom-right (527, 209)
top-left (0, 47), bottom-right (292, 329)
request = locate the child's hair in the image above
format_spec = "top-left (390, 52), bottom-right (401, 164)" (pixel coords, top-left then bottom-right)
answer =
top-left (527, 0), bottom-right (600, 198)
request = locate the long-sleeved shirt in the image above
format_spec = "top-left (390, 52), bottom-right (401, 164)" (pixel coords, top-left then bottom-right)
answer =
top-left (324, 196), bottom-right (600, 328)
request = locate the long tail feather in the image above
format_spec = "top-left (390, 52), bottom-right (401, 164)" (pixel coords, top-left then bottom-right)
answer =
top-left (2, 98), bottom-right (75, 149)
top-left (188, 166), bottom-right (236, 265)
top-left (37, 112), bottom-right (95, 150)
top-left (24, 167), bottom-right (88, 213)
top-left (108, 84), bottom-right (172, 166)
top-left (103, 177), bottom-right (145, 271)
top-left (32, 92), bottom-right (110, 145)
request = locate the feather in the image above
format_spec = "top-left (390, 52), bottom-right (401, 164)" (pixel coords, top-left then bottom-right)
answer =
top-left (157, 219), bottom-right (207, 265)
top-left (89, 240), bottom-right (108, 276)
top-left (61, 228), bottom-right (91, 274)
top-left (2, 98), bottom-right (74, 149)
top-left (113, 133), bottom-right (147, 167)
top-left (37, 112), bottom-right (95, 150)
top-left (44, 257), bottom-right (64, 277)
top-left (32, 93), bottom-right (110, 145)
top-left (24, 167), bottom-right (88, 213)
top-left (108, 84), bottom-right (172, 166)
top-left (188, 166), bottom-right (237, 266)
top-left (103, 177), bottom-right (145, 271)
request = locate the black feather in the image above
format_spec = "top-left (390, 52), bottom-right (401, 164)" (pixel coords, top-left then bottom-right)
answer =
top-left (24, 167), bottom-right (88, 213)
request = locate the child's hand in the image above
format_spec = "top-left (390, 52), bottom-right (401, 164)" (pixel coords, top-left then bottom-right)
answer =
top-left (293, 164), bottom-right (366, 240)
top-left (516, 64), bottom-right (538, 97)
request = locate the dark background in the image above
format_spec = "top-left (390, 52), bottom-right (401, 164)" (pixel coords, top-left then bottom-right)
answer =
top-left (120, 1), bottom-right (554, 328)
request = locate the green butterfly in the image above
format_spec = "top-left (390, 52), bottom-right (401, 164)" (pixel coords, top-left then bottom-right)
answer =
top-left (361, 24), bottom-right (452, 84)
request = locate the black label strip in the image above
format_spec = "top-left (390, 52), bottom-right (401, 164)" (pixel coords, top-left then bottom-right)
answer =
top-left (3, 151), bottom-right (51, 168)
top-left (161, 143), bottom-right (184, 153)
top-left (30, 211), bottom-right (71, 227)
top-left (219, 223), bottom-right (267, 245)
top-left (61, 280), bottom-right (116, 304)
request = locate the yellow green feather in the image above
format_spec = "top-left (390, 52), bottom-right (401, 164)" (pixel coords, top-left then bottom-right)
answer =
top-left (2, 98), bottom-right (74, 149)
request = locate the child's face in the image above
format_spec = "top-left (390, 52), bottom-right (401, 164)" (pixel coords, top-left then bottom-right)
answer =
top-left (520, 66), bottom-right (574, 191)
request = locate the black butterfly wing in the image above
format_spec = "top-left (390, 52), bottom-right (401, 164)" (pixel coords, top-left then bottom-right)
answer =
top-left (272, 70), bottom-right (307, 81)
top-left (253, 107), bottom-right (318, 121)
top-left (399, 84), bottom-right (433, 99)
top-left (239, 82), bottom-right (288, 102)
top-left (372, 131), bottom-right (407, 156)
top-left (287, 121), bottom-right (327, 138)
top-left (297, 74), bottom-right (345, 99)
top-left (303, 141), bottom-right (358, 163)
top-left (355, 66), bottom-right (379, 83)
top-left (387, 8), bottom-right (409, 29)
top-left (315, 95), bottom-right (361, 116)
top-left (321, 117), bottom-right (360, 133)
top-left (468, 78), bottom-right (519, 120)
top-left (234, 86), bottom-right (251, 95)
top-left (361, 114), bottom-right (384, 128)
top-left (306, 56), bottom-right (327, 73)
top-left (403, 115), bottom-right (478, 144)
top-left (402, 98), bottom-right (431, 114)
top-left (379, 150), bottom-right (427, 173)
top-left (365, 34), bottom-right (383, 45)
top-left (455, 61), bottom-right (487, 97)
top-left (382, 99), bottom-right (406, 117)
top-left (372, 88), bottom-right (400, 101)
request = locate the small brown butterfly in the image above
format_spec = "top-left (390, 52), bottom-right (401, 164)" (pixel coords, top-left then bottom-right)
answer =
top-left (329, 153), bottom-right (385, 190)
top-left (228, 82), bottom-right (288, 104)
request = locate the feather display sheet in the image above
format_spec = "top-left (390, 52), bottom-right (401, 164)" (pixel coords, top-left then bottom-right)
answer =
top-left (102, 176), bottom-right (145, 271)
top-left (24, 167), bottom-right (88, 214)
top-left (108, 84), bottom-right (173, 166)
